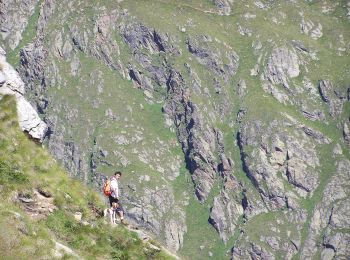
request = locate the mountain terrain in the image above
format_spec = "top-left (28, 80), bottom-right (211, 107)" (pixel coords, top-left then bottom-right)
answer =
top-left (0, 94), bottom-right (175, 259)
top-left (1, 0), bottom-right (350, 259)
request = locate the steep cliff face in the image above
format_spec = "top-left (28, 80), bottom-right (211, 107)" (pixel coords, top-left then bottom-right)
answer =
top-left (1, 0), bottom-right (349, 259)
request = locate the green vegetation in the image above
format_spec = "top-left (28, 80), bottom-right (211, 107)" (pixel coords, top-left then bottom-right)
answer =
top-left (0, 95), bottom-right (174, 259)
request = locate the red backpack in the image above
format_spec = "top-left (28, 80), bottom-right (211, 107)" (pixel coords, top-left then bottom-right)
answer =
top-left (103, 179), bottom-right (111, 197)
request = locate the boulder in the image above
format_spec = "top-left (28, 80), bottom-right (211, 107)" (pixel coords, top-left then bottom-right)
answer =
top-left (265, 47), bottom-right (300, 88)
top-left (209, 191), bottom-right (243, 243)
top-left (213, 0), bottom-right (232, 15)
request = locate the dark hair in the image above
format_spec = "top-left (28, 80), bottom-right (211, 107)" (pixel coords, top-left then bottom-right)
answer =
top-left (114, 171), bottom-right (122, 176)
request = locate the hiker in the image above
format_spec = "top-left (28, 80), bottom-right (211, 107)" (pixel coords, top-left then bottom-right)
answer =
top-left (108, 171), bottom-right (126, 224)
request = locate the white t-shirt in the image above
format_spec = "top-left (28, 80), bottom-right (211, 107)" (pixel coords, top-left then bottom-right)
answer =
top-left (110, 177), bottom-right (119, 198)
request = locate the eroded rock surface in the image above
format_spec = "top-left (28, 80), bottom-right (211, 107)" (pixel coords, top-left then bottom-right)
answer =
top-left (301, 159), bottom-right (350, 259)
top-left (0, 0), bottom-right (38, 50)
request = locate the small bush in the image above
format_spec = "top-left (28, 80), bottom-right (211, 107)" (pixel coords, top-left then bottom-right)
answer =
top-left (111, 248), bottom-right (129, 260)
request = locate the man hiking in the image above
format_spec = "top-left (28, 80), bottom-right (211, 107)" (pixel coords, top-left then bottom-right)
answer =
top-left (109, 171), bottom-right (126, 224)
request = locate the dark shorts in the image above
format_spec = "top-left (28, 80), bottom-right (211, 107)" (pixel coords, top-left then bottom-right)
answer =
top-left (108, 196), bottom-right (124, 212)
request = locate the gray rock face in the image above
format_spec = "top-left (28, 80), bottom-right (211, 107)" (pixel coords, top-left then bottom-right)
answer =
top-left (0, 47), bottom-right (47, 141)
top-left (232, 207), bottom-right (308, 259)
top-left (301, 159), bottom-right (350, 259)
top-left (163, 69), bottom-right (238, 206)
top-left (286, 157), bottom-right (317, 192)
top-left (301, 126), bottom-right (331, 144)
top-left (125, 186), bottom-right (187, 252)
top-left (163, 70), bottom-right (217, 201)
top-left (232, 242), bottom-right (276, 260)
top-left (323, 232), bottom-right (350, 257)
top-left (265, 47), bottom-right (300, 88)
top-left (238, 118), bottom-right (323, 210)
top-left (19, 43), bottom-right (48, 92)
top-left (300, 18), bottom-right (323, 40)
top-left (120, 22), bottom-right (178, 92)
top-left (209, 187), bottom-right (243, 243)
top-left (343, 121), bottom-right (350, 145)
top-left (318, 80), bottom-right (332, 103)
top-left (164, 214), bottom-right (187, 252)
top-left (122, 22), bottom-right (177, 55)
top-left (301, 108), bottom-right (325, 121)
top-left (0, 0), bottom-right (38, 50)
top-left (213, 0), bottom-right (233, 15)
top-left (237, 79), bottom-right (247, 100)
top-left (318, 80), bottom-right (346, 118)
top-left (260, 46), bottom-right (307, 105)
top-left (186, 35), bottom-right (239, 82)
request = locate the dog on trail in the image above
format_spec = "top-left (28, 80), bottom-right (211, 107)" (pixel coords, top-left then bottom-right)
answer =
top-left (103, 202), bottom-right (119, 225)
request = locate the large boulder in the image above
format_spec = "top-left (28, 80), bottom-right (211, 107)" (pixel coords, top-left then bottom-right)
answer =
top-left (0, 47), bottom-right (47, 141)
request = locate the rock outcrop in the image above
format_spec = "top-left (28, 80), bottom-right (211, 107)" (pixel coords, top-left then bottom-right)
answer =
top-left (264, 47), bottom-right (300, 89)
top-left (301, 159), bottom-right (350, 259)
top-left (163, 70), bottom-right (217, 202)
top-left (0, 0), bottom-right (38, 50)
top-left (238, 118), bottom-right (324, 211)
top-left (300, 18), bottom-right (323, 40)
top-left (212, 0), bottom-right (233, 16)
top-left (209, 186), bottom-right (243, 243)
top-left (186, 35), bottom-right (239, 82)
top-left (318, 80), bottom-right (346, 118)
top-left (0, 47), bottom-right (47, 141)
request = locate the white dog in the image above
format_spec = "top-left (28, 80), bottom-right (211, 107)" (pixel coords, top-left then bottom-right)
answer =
top-left (103, 202), bottom-right (119, 225)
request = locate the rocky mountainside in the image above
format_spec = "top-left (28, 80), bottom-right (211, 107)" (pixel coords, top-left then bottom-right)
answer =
top-left (1, 0), bottom-right (349, 259)
top-left (0, 95), bottom-right (175, 259)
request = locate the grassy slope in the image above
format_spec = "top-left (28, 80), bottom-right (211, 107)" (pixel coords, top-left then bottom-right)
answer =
top-left (0, 95), bottom-right (174, 260)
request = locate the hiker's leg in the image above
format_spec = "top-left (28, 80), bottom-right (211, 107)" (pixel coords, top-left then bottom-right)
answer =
top-left (108, 195), bottom-right (114, 210)
top-left (116, 201), bottom-right (124, 220)
top-left (118, 210), bottom-right (124, 220)
top-left (109, 197), bottom-right (118, 212)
